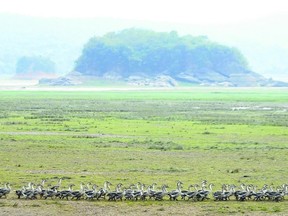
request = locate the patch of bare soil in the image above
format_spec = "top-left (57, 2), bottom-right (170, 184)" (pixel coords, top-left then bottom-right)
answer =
top-left (0, 131), bottom-right (133, 139)
top-left (0, 198), bottom-right (286, 216)
top-left (1, 199), bottom-right (200, 216)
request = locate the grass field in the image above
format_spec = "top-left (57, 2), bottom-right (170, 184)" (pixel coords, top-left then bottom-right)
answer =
top-left (0, 87), bottom-right (287, 215)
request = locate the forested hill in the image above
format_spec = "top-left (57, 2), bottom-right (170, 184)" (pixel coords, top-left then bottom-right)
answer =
top-left (73, 29), bottom-right (279, 86)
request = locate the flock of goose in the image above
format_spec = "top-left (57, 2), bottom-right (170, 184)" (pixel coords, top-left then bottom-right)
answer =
top-left (1, 179), bottom-right (287, 202)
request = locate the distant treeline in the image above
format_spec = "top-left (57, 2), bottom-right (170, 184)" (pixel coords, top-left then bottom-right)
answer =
top-left (16, 56), bottom-right (55, 74)
top-left (75, 28), bottom-right (249, 78)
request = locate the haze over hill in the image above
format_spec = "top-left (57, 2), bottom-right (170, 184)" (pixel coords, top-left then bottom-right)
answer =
top-left (64, 28), bottom-right (274, 87)
top-left (0, 12), bottom-right (288, 83)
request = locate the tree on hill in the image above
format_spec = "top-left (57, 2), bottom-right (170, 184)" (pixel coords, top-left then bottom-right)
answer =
top-left (75, 29), bottom-right (249, 80)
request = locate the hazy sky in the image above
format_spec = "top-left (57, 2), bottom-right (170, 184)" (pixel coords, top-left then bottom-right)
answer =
top-left (0, 0), bottom-right (287, 24)
top-left (1, 0), bottom-right (288, 80)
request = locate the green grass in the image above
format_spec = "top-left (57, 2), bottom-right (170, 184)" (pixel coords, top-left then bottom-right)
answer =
top-left (1, 87), bottom-right (288, 101)
top-left (0, 88), bottom-right (287, 214)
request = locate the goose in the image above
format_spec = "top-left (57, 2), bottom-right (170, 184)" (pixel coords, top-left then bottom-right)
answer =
top-left (147, 183), bottom-right (157, 199)
top-left (213, 184), bottom-right (226, 201)
top-left (123, 188), bottom-right (134, 200)
top-left (214, 184), bottom-right (233, 201)
top-left (15, 189), bottom-right (23, 199)
top-left (71, 183), bottom-right (85, 200)
top-left (132, 182), bottom-right (144, 201)
top-left (272, 187), bottom-right (285, 202)
top-left (84, 184), bottom-right (99, 200)
top-left (85, 182), bottom-right (92, 190)
top-left (187, 184), bottom-right (200, 201)
top-left (196, 183), bottom-right (214, 201)
top-left (15, 182), bottom-right (33, 199)
top-left (275, 185), bottom-right (286, 195)
top-left (146, 185), bottom-right (155, 199)
top-left (201, 180), bottom-right (208, 190)
top-left (252, 186), bottom-right (266, 201)
top-left (273, 193), bottom-right (284, 202)
top-left (33, 184), bottom-right (44, 198)
top-left (0, 183), bottom-right (11, 198)
top-left (123, 184), bottom-right (136, 200)
top-left (246, 184), bottom-right (255, 200)
top-left (25, 182), bottom-right (34, 190)
top-left (263, 184), bottom-right (275, 200)
top-left (264, 186), bottom-right (284, 202)
top-left (151, 182), bottom-right (157, 190)
top-left (140, 184), bottom-right (150, 201)
top-left (124, 184), bottom-right (136, 200)
top-left (107, 183), bottom-right (123, 201)
top-left (97, 181), bottom-right (112, 200)
top-left (21, 183), bottom-right (37, 200)
top-left (283, 184), bottom-right (288, 196)
top-left (35, 179), bottom-right (47, 198)
top-left (50, 178), bottom-right (62, 191)
top-left (38, 186), bottom-right (47, 199)
top-left (57, 184), bottom-right (75, 200)
top-left (236, 185), bottom-right (251, 201)
top-left (180, 184), bottom-right (194, 200)
top-left (40, 179), bottom-right (47, 187)
top-left (106, 183), bottom-right (119, 201)
top-left (152, 184), bottom-right (168, 201)
top-left (168, 181), bottom-right (183, 201)
top-left (43, 186), bottom-right (58, 199)
top-left (114, 188), bottom-right (124, 201)
top-left (221, 184), bottom-right (236, 201)
top-left (234, 183), bottom-right (246, 200)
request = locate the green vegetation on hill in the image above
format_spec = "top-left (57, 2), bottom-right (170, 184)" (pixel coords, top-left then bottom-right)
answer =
top-left (75, 29), bottom-right (250, 82)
